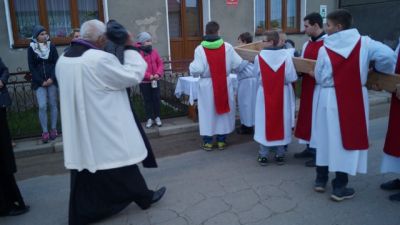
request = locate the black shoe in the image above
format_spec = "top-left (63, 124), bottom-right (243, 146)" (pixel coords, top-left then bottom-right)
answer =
top-left (257, 156), bottom-right (268, 166)
top-left (0, 205), bottom-right (30, 217)
top-left (389, 192), bottom-right (400, 201)
top-left (305, 158), bottom-right (316, 167)
top-left (380, 179), bottom-right (400, 190)
top-left (314, 181), bottom-right (327, 193)
top-left (331, 187), bottom-right (355, 202)
top-left (275, 156), bottom-right (285, 165)
top-left (294, 148), bottom-right (314, 158)
top-left (151, 187), bottom-right (166, 205)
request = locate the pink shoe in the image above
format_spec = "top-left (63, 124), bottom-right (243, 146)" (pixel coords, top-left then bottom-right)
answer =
top-left (50, 129), bottom-right (58, 140)
top-left (42, 132), bottom-right (50, 143)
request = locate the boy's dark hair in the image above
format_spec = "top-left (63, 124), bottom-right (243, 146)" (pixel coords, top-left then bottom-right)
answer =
top-left (263, 30), bottom-right (280, 46)
top-left (304, 12), bottom-right (323, 28)
top-left (238, 32), bottom-right (253, 44)
top-left (327, 9), bottom-right (353, 30)
top-left (206, 21), bottom-right (219, 35)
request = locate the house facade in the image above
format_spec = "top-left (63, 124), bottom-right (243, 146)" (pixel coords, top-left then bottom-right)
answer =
top-left (0, 0), bottom-right (338, 72)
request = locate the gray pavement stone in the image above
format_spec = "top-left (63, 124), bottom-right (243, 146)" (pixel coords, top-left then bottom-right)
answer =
top-left (183, 198), bottom-right (230, 225)
top-left (2, 116), bottom-right (400, 225)
top-left (237, 204), bottom-right (272, 224)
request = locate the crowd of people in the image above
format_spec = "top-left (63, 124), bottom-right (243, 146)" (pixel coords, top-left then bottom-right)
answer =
top-left (0, 8), bottom-right (399, 225)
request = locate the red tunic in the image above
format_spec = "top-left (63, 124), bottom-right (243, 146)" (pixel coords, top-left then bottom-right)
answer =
top-left (259, 55), bottom-right (285, 141)
top-left (295, 40), bottom-right (324, 141)
top-left (203, 44), bottom-right (230, 115)
top-left (383, 50), bottom-right (400, 157)
top-left (326, 39), bottom-right (369, 150)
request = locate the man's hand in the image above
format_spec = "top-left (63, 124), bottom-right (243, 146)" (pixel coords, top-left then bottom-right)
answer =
top-left (154, 74), bottom-right (160, 80)
top-left (42, 81), bottom-right (48, 87)
top-left (46, 78), bottom-right (53, 86)
top-left (0, 80), bottom-right (3, 88)
top-left (308, 70), bottom-right (315, 77)
top-left (150, 75), bottom-right (154, 80)
top-left (370, 84), bottom-right (382, 91)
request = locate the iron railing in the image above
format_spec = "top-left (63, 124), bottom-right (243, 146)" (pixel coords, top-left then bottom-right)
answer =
top-left (6, 60), bottom-right (192, 139)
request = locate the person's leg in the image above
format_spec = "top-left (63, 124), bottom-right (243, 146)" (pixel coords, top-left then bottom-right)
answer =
top-left (140, 83), bottom-right (154, 128)
top-left (152, 85), bottom-right (162, 126)
top-left (47, 85), bottom-right (58, 139)
top-left (257, 145), bottom-right (269, 166)
top-left (35, 87), bottom-right (49, 142)
top-left (294, 144), bottom-right (315, 158)
top-left (315, 166), bottom-right (329, 192)
top-left (202, 136), bottom-right (214, 151)
top-left (274, 145), bottom-right (286, 165)
top-left (152, 84), bottom-right (161, 119)
top-left (331, 172), bottom-right (354, 201)
top-left (216, 134), bottom-right (227, 150)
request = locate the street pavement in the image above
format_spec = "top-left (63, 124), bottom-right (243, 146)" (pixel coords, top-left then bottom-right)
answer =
top-left (1, 116), bottom-right (399, 225)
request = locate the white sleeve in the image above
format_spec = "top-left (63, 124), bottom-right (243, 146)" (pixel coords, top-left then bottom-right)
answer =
top-left (189, 46), bottom-right (205, 77)
top-left (97, 50), bottom-right (147, 90)
top-left (228, 43), bottom-right (243, 71)
top-left (367, 37), bottom-right (397, 74)
top-left (285, 55), bottom-right (298, 83)
top-left (253, 55), bottom-right (261, 81)
top-left (314, 47), bottom-right (334, 86)
top-left (300, 42), bottom-right (308, 58)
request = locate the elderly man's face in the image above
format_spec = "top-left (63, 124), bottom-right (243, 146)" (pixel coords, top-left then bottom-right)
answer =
top-left (95, 34), bottom-right (107, 48)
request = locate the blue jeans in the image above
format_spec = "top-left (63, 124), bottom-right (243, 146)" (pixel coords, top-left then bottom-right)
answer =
top-left (35, 85), bottom-right (58, 133)
top-left (259, 145), bottom-right (285, 157)
top-left (203, 135), bottom-right (226, 144)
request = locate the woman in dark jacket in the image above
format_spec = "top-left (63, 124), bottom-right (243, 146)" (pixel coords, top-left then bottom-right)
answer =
top-left (0, 57), bottom-right (29, 217)
top-left (27, 25), bottom-right (59, 143)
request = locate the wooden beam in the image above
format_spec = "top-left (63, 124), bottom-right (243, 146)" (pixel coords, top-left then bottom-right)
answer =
top-left (235, 43), bottom-right (399, 93)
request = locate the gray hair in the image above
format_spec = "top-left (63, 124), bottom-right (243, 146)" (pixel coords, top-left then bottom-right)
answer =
top-left (80, 19), bottom-right (106, 42)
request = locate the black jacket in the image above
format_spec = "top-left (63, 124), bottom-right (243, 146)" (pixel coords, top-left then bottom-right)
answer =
top-left (27, 43), bottom-right (59, 90)
top-left (0, 58), bottom-right (11, 108)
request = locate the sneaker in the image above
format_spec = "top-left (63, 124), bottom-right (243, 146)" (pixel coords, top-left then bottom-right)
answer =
top-left (380, 179), bottom-right (400, 191)
top-left (155, 117), bottom-right (162, 127)
top-left (42, 132), bottom-right (49, 143)
top-left (294, 148), bottom-right (314, 158)
top-left (305, 158), bottom-right (316, 167)
top-left (331, 187), bottom-right (355, 202)
top-left (257, 156), bottom-right (268, 166)
top-left (275, 156), bottom-right (285, 165)
top-left (389, 192), bottom-right (400, 201)
top-left (145, 119), bottom-right (153, 128)
top-left (50, 129), bottom-right (58, 140)
top-left (201, 143), bottom-right (213, 151)
top-left (314, 181), bottom-right (327, 193)
top-left (217, 141), bottom-right (226, 150)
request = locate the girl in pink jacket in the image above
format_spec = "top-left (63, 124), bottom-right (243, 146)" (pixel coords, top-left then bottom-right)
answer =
top-left (136, 32), bottom-right (164, 128)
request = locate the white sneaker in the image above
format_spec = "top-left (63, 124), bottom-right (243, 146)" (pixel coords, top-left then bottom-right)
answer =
top-left (155, 117), bottom-right (162, 127)
top-left (146, 119), bottom-right (153, 128)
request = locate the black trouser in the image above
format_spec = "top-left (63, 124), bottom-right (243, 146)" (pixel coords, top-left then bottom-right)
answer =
top-left (316, 166), bottom-right (348, 189)
top-left (140, 83), bottom-right (161, 120)
top-left (0, 173), bottom-right (26, 215)
top-left (68, 164), bottom-right (154, 225)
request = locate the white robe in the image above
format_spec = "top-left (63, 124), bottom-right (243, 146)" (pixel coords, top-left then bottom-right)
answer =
top-left (189, 42), bottom-right (242, 136)
top-left (236, 61), bottom-right (257, 127)
top-left (298, 35), bottom-right (326, 145)
top-left (253, 49), bottom-right (298, 146)
top-left (56, 49), bottom-right (148, 173)
top-left (314, 29), bottom-right (396, 175)
top-left (381, 39), bottom-right (400, 174)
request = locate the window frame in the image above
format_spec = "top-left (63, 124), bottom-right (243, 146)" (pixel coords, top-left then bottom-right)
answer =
top-left (8, 0), bottom-right (104, 48)
top-left (255, 0), bottom-right (301, 36)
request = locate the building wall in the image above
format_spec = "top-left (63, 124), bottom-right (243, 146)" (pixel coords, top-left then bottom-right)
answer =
top-left (210, 0), bottom-right (254, 45)
top-left (107, 0), bottom-right (170, 58)
top-left (340, 0), bottom-right (400, 48)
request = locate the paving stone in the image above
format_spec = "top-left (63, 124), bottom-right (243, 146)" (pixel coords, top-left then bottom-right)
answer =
top-left (261, 197), bottom-right (298, 213)
top-left (222, 189), bottom-right (260, 212)
top-left (183, 198), bottom-right (229, 224)
top-left (238, 204), bottom-right (272, 224)
top-left (204, 212), bottom-right (240, 225)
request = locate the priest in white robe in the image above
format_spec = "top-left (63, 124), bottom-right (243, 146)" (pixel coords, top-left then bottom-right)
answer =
top-left (56, 20), bottom-right (166, 225)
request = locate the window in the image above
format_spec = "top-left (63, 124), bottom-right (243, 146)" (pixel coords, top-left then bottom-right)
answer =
top-left (8, 0), bottom-right (104, 48)
top-left (255, 0), bottom-right (300, 35)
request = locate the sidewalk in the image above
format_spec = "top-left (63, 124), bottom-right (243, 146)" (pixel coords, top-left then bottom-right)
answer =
top-left (1, 116), bottom-right (399, 225)
top-left (13, 90), bottom-right (391, 159)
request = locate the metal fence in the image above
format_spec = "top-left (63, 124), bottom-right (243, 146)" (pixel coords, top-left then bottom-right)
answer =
top-left (7, 60), bottom-right (192, 139)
